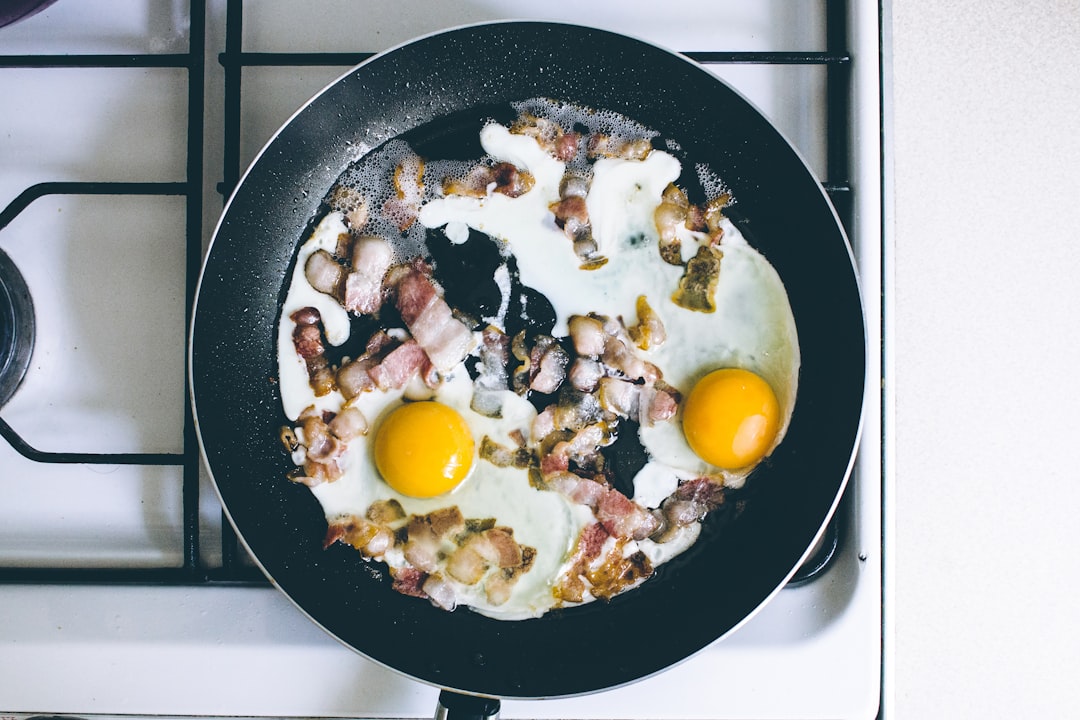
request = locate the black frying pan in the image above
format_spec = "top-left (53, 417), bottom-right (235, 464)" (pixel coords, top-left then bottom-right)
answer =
top-left (190, 21), bottom-right (865, 708)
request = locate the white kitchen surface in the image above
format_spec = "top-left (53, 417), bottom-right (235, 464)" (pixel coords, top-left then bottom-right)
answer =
top-left (889, 0), bottom-right (1080, 717)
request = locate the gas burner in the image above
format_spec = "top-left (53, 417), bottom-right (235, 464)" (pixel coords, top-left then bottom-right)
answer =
top-left (0, 249), bottom-right (34, 408)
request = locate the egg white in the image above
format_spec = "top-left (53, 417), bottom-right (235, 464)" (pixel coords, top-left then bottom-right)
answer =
top-left (278, 110), bottom-right (801, 618)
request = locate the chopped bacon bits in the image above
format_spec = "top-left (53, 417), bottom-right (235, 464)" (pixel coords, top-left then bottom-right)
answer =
top-left (287, 109), bottom-right (750, 617)
top-left (393, 263), bottom-right (475, 372)
top-left (672, 244), bottom-right (723, 313)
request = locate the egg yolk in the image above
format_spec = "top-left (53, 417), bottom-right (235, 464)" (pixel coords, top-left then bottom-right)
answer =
top-left (374, 401), bottom-right (475, 498)
top-left (682, 368), bottom-right (780, 470)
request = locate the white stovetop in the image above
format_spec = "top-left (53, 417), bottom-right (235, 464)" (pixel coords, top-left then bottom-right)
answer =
top-left (888, 0), bottom-right (1080, 718)
top-left (0, 1), bottom-right (884, 718)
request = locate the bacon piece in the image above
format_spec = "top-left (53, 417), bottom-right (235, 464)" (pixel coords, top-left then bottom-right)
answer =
top-left (510, 113), bottom-right (577, 161)
top-left (553, 132), bottom-right (580, 162)
top-left (328, 185), bottom-right (370, 231)
top-left (646, 386), bottom-right (679, 423)
top-left (550, 193), bottom-right (605, 269)
top-left (426, 506), bottom-right (466, 538)
top-left (343, 235), bottom-right (393, 315)
top-left (490, 162), bottom-right (534, 197)
top-left (650, 477), bottom-right (727, 543)
top-left (336, 330), bottom-right (398, 399)
top-left (545, 471), bottom-right (607, 507)
top-left (290, 307), bottom-right (335, 396)
top-left (568, 357), bottom-right (604, 392)
top-left (421, 574), bottom-right (458, 611)
top-left (597, 377), bottom-right (641, 420)
top-left (555, 523), bottom-right (610, 604)
top-left (441, 164), bottom-right (497, 198)
top-left (391, 567), bottom-right (428, 598)
top-left (304, 249), bottom-right (346, 296)
top-left (479, 436), bottom-right (532, 469)
top-left (544, 471), bottom-right (658, 541)
top-left (511, 334), bottom-right (570, 395)
top-left (394, 265), bottom-right (475, 372)
top-left (599, 324), bottom-right (653, 383)
top-left (531, 406), bottom-right (556, 443)
top-left (366, 498), bottom-right (406, 525)
top-left (548, 423), bottom-right (606, 471)
top-left (442, 161), bottom-right (534, 199)
top-left (626, 295), bottom-right (666, 350)
top-left (568, 314), bottom-right (607, 357)
top-left (471, 326), bottom-right (511, 417)
top-left (703, 193), bottom-right (732, 239)
top-left (577, 522), bottom-right (610, 561)
top-left (529, 338), bottom-right (569, 394)
top-left (484, 546), bottom-right (537, 606)
top-left (470, 527), bottom-right (523, 569)
top-left (672, 244), bottom-right (723, 313)
top-left (586, 548), bottom-right (653, 600)
top-left (367, 339), bottom-right (435, 391)
top-left (300, 414), bottom-right (343, 463)
top-left (328, 406), bottom-right (368, 441)
top-left (550, 195), bottom-right (588, 230)
top-left (291, 319), bottom-right (323, 360)
top-left (540, 452), bottom-right (570, 477)
top-left (654, 183), bottom-right (695, 266)
top-left (446, 525), bottom-right (525, 585)
top-left (286, 405), bottom-right (366, 486)
top-left (596, 378), bottom-right (677, 427)
top-left (446, 545), bottom-right (488, 585)
top-left (586, 133), bottom-right (652, 160)
top-left (596, 487), bottom-right (659, 541)
top-left (385, 154), bottom-right (425, 231)
top-left (323, 515), bottom-right (394, 556)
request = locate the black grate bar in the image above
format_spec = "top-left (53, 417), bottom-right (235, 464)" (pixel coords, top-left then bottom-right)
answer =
top-left (219, 50), bottom-right (851, 69)
top-left (220, 50), bottom-right (374, 67)
top-left (0, 181), bottom-right (188, 231)
top-left (0, 416), bottom-right (183, 465)
top-left (181, 0), bottom-right (208, 579)
top-left (826, 0), bottom-right (853, 232)
top-left (0, 53), bottom-right (195, 69)
top-left (218, 0), bottom-right (244, 200)
top-left (0, 566), bottom-right (266, 586)
top-left (0, 1), bottom-right (209, 581)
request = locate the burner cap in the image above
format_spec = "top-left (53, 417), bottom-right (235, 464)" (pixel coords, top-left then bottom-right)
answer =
top-left (0, 249), bottom-right (35, 408)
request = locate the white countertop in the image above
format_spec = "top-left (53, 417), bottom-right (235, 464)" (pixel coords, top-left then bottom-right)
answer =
top-left (889, 0), bottom-right (1080, 717)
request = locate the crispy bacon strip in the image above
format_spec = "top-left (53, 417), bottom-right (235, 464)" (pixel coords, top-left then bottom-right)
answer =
top-left (651, 477), bottom-right (726, 543)
top-left (543, 472), bottom-right (659, 541)
top-left (343, 235), bottom-right (393, 315)
top-left (323, 515), bottom-right (394, 556)
top-left (394, 263), bottom-right (475, 373)
top-left (471, 326), bottom-right (511, 417)
top-left (285, 405), bottom-right (368, 486)
top-left (290, 307), bottom-right (335, 396)
top-left (672, 245), bottom-right (723, 313)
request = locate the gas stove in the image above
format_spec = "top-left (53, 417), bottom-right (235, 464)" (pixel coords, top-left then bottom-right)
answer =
top-left (0, 1), bottom-right (884, 717)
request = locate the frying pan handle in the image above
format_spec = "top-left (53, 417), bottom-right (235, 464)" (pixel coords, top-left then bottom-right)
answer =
top-left (435, 689), bottom-right (501, 720)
